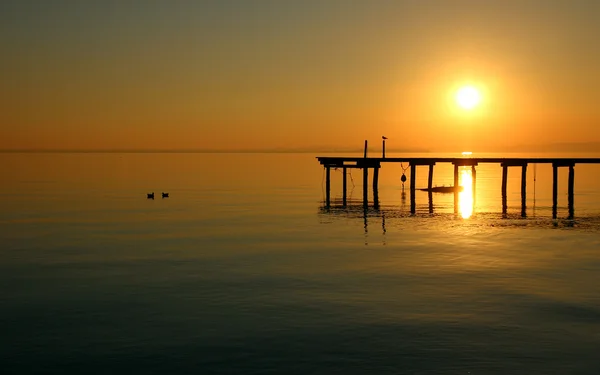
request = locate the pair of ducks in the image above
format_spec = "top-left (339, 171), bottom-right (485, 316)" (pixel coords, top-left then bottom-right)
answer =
top-left (147, 192), bottom-right (168, 199)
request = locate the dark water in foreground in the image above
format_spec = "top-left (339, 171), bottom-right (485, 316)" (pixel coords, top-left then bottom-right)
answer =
top-left (2, 153), bottom-right (600, 374)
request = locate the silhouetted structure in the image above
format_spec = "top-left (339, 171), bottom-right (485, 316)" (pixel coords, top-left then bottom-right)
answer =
top-left (317, 155), bottom-right (600, 219)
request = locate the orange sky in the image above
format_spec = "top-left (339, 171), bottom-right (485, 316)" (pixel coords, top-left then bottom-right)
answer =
top-left (2, 1), bottom-right (600, 151)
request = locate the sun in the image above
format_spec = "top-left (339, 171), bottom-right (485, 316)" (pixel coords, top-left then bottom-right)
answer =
top-left (455, 86), bottom-right (481, 110)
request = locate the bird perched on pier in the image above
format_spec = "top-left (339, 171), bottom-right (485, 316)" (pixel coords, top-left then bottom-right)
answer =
top-left (147, 192), bottom-right (155, 199)
top-left (162, 192), bottom-right (169, 198)
top-left (382, 136), bottom-right (388, 140)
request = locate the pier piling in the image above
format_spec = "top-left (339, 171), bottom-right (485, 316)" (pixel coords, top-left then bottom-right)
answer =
top-left (373, 166), bottom-right (380, 209)
top-left (342, 167), bottom-right (347, 206)
top-left (363, 166), bottom-right (368, 208)
top-left (428, 164), bottom-right (434, 214)
top-left (326, 166), bottom-right (331, 207)
top-left (410, 164), bottom-right (416, 214)
top-left (501, 165), bottom-right (508, 215)
top-left (552, 164), bottom-right (558, 218)
top-left (453, 164), bottom-right (459, 214)
top-left (521, 164), bottom-right (527, 217)
top-left (568, 165), bottom-right (575, 218)
top-left (428, 165), bottom-right (434, 190)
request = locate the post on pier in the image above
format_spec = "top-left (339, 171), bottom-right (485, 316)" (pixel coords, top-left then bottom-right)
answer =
top-left (552, 164), bottom-right (558, 219)
top-left (428, 164), bottom-right (434, 214)
top-left (363, 140), bottom-right (368, 208)
top-left (428, 164), bottom-right (434, 190)
top-left (342, 167), bottom-right (347, 206)
top-left (521, 164), bottom-right (527, 217)
top-left (501, 164), bottom-right (508, 215)
top-left (325, 166), bottom-right (331, 207)
top-left (568, 164), bottom-right (575, 218)
top-left (373, 165), bottom-right (380, 209)
top-left (363, 166), bottom-right (368, 208)
top-left (410, 163), bottom-right (416, 214)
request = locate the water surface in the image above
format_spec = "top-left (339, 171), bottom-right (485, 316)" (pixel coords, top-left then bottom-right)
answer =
top-left (2, 152), bottom-right (600, 374)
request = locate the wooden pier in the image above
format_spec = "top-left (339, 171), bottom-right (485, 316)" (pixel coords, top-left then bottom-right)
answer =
top-left (317, 156), bottom-right (600, 218)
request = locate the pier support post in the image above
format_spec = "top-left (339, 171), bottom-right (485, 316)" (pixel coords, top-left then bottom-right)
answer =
top-left (363, 166), bottom-right (368, 208)
top-left (362, 141), bottom-right (368, 208)
top-left (342, 167), bottom-right (347, 206)
top-left (428, 165), bottom-right (434, 190)
top-left (471, 166), bottom-right (477, 208)
top-left (373, 166), bottom-right (380, 209)
top-left (326, 166), bottom-right (331, 207)
top-left (453, 164), bottom-right (459, 214)
top-left (501, 165), bottom-right (508, 215)
top-left (410, 164), bottom-right (416, 214)
top-left (568, 164), bottom-right (575, 218)
top-left (521, 164), bottom-right (527, 217)
top-left (428, 164), bottom-right (434, 214)
top-left (552, 164), bottom-right (558, 219)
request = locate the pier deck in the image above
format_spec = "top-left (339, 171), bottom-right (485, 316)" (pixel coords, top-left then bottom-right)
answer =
top-left (317, 157), bottom-right (600, 166)
top-left (317, 156), bottom-right (600, 218)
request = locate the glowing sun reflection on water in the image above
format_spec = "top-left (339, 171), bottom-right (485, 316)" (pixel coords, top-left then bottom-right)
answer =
top-left (459, 168), bottom-right (474, 219)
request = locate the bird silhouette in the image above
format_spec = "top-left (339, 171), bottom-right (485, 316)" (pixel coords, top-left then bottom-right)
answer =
top-left (147, 192), bottom-right (155, 199)
top-left (162, 192), bottom-right (169, 198)
top-left (382, 136), bottom-right (388, 139)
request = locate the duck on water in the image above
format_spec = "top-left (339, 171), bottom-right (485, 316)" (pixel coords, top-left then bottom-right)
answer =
top-left (147, 192), bottom-right (169, 199)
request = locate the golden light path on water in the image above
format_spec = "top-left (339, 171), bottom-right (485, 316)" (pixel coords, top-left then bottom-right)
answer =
top-left (459, 168), bottom-right (474, 219)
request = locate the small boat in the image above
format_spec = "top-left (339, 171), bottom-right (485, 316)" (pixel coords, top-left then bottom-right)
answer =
top-left (418, 186), bottom-right (463, 193)
top-left (162, 192), bottom-right (169, 198)
top-left (147, 192), bottom-right (155, 199)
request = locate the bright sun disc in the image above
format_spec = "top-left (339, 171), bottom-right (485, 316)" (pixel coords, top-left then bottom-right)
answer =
top-left (456, 86), bottom-right (481, 110)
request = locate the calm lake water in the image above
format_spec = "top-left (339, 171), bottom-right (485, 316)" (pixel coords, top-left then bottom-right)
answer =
top-left (2, 152), bottom-right (600, 374)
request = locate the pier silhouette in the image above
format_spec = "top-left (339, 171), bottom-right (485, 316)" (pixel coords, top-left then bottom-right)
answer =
top-left (317, 154), bottom-right (600, 219)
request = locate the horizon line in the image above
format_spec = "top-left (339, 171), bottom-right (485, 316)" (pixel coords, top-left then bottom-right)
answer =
top-left (0, 147), bottom-right (432, 154)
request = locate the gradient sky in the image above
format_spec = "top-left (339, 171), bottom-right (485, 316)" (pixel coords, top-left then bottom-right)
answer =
top-left (2, 0), bottom-right (600, 151)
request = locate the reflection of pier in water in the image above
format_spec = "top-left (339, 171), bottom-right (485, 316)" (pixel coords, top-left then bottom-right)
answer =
top-left (317, 155), bottom-right (600, 219)
top-left (318, 205), bottom-right (390, 238)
